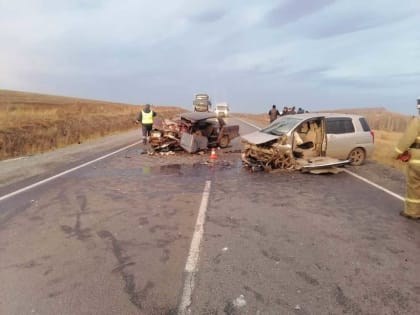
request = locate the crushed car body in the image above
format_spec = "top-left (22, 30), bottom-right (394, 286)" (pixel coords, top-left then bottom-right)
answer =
top-left (150, 112), bottom-right (240, 153)
top-left (241, 114), bottom-right (350, 173)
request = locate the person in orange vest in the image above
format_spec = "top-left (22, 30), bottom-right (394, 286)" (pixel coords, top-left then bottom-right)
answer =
top-left (136, 104), bottom-right (157, 144)
top-left (393, 99), bottom-right (420, 220)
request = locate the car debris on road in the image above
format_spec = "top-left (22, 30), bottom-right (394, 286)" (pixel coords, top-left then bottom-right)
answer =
top-left (149, 112), bottom-right (240, 154)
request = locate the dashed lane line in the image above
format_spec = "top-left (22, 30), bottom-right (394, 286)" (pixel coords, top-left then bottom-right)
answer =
top-left (0, 141), bottom-right (142, 202)
top-left (178, 180), bottom-right (211, 315)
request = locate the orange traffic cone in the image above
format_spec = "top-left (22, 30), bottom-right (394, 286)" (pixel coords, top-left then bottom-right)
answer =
top-left (210, 148), bottom-right (218, 160)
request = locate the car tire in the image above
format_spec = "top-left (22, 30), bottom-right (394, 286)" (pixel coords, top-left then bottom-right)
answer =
top-left (219, 136), bottom-right (230, 148)
top-left (348, 147), bottom-right (366, 166)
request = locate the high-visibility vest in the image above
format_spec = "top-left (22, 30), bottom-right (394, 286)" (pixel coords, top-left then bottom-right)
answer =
top-left (142, 110), bottom-right (154, 124)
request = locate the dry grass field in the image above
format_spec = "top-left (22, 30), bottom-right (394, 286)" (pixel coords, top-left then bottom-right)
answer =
top-left (0, 90), bottom-right (186, 160)
top-left (0, 90), bottom-right (411, 173)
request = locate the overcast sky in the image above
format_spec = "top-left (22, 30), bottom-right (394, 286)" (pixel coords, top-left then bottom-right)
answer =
top-left (1, 0), bottom-right (419, 115)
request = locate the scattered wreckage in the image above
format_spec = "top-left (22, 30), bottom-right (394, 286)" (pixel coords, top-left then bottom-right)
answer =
top-left (241, 114), bottom-right (350, 173)
top-left (149, 112), bottom-right (239, 153)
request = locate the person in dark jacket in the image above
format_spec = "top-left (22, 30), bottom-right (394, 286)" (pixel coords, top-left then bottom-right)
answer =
top-left (268, 105), bottom-right (280, 123)
top-left (136, 104), bottom-right (157, 144)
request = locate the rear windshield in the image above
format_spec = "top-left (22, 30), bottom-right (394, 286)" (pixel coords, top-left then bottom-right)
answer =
top-left (326, 118), bottom-right (355, 134)
top-left (359, 117), bottom-right (371, 131)
top-left (261, 117), bottom-right (301, 135)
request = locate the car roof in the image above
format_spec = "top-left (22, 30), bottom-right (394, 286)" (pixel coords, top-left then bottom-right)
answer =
top-left (274, 113), bottom-right (324, 121)
top-left (180, 112), bottom-right (218, 121)
top-left (279, 112), bottom-right (366, 119)
top-left (318, 112), bottom-right (366, 119)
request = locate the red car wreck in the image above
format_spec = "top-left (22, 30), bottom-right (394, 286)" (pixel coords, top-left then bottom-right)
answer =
top-left (149, 112), bottom-right (240, 153)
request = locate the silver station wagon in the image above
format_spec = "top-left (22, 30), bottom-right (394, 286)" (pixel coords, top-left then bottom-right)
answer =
top-left (323, 113), bottom-right (375, 166)
top-left (241, 113), bottom-right (374, 172)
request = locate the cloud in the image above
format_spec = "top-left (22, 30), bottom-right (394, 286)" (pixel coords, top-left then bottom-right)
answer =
top-left (266, 0), bottom-right (336, 27)
top-left (0, 0), bottom-right (418, 115)
top-left (290, 0), bottom-right (420, 38)
top-left (188, 8), bottom-right (226, 23)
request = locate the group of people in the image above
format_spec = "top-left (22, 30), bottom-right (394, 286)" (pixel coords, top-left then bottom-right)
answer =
top-left (268, 105), bottom-right (307, 122)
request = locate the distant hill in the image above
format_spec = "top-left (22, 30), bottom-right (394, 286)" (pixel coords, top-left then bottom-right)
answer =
top-left (319, 107), bottom-right (412, 132)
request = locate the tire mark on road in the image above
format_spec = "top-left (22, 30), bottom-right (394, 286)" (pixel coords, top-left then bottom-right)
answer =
top-left (60, 212), bottom-right (92, 241)
top-left (296, 271), bottom-right (320, 286)
top-left (160, 248), bottom-right (170, 263)
top-left (60, 192), bottom-right (92, 240)
top-left (243, 285), bottom-right (264, 303)
top-left (97, 230), bottom-right (144, 310)
top-left (334, 285), bottom-right (363, 314)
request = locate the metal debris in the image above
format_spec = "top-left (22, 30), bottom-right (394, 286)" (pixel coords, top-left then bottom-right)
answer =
top-left (242, 135), bottom-right (297, 172)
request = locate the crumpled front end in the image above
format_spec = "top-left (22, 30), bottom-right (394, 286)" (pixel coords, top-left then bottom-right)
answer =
top-left (242, 135), bottom-right (298, 172)
top-left (149, 119), bottom-right (183, 151)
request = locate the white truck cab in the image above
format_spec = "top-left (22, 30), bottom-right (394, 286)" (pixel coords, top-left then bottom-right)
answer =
top-left (214, 102), bottom-right (229, 117)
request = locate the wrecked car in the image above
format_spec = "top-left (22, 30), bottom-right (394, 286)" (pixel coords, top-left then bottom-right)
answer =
top-left (150, 112), bottom-right (239, 153)
top-left (241, 114), bottom-right (350, 173)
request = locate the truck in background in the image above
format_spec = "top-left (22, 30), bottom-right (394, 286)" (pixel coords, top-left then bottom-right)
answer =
top-left (214, 102), bottom-right (230, 117)
top-left (193, 93), bottom-right (212, 112)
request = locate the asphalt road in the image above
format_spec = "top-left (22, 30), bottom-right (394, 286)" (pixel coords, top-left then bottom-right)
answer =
top-left (0, 117), bottom-right (418, 315)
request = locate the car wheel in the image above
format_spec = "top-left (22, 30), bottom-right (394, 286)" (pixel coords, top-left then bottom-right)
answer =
top-left (348, 147), bottom-right (366, 166)
top-left (219, 136), bottom-right (230, 148)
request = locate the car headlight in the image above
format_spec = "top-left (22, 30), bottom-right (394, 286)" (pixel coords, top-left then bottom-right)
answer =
top-left (151, 131), bottom-right (162, 138)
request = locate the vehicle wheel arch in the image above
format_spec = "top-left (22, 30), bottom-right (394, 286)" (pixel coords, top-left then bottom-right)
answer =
top-left (348, 147), bottom-right (366, 166)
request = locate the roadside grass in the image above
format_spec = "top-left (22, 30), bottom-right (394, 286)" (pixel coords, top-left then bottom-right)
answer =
top-left (372, 130), bottom-right (406, 171)
top-left (0, 90), bottom-right (186, 160)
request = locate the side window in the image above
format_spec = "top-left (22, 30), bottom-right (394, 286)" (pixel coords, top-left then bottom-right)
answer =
top-left (359, 117), bottom-right (371, 131)
top-left (326, 118), bottom-right (355, 134)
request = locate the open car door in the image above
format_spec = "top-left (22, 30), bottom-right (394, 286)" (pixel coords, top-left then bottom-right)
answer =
top-left (292, 117), bottom-right (351, 173)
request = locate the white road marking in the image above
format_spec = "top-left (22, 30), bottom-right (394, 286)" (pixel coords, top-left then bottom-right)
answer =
top-left (233, 116), bottom-right (263, 130)
top-left (2, 156), bottom-right (28, 162)
top-left (178, 180), bottom-right (211, 315)
top-left (0, 141), bottom-right (142, 202)
top-left (343, 169), bottom-right (404, 201)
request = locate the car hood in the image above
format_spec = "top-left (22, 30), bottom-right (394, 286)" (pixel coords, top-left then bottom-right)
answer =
top-left (241, 130), bottom-right (280, 145)
top-left (181, 112), bottom-right (217, 121)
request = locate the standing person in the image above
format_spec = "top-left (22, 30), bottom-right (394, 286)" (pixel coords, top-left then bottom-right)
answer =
top-left (268, 104), bottom-right (280, 123)
top-left (136, 104), bottom-right (157, 144)
top-left (393, 99), bottom-right (420, 220)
